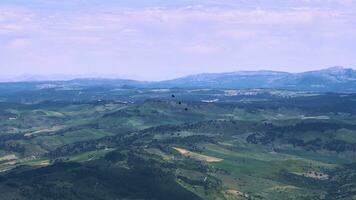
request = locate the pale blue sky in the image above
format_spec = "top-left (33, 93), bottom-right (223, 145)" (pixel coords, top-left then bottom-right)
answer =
top-left (1, 0), bottom-right (355, 80)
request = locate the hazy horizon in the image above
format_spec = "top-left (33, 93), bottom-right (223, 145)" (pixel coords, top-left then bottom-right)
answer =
top-left (0, 66), bottom-right (354, 82)
top-left (1, 0), bottom-right (356, 80)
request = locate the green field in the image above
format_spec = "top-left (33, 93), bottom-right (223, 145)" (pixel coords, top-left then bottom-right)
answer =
top-left (0, 87), bottom-right (355, 199)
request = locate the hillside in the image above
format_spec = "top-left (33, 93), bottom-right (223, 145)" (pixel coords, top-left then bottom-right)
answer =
top-left (0, 88), bottom-right (355, 199)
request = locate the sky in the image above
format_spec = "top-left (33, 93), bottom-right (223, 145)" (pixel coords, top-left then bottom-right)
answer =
top-left (0, 0), bottom-right (356, 80)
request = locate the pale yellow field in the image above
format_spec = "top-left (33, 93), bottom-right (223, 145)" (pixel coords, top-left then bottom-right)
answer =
top-left (173, 147), bottom-right (223, 162)
top-left (0, 154), bottom-right (18, 162)
top-left (24, 125), bottom-right (66, 137)
top-left (225, 189), bottom-right (249, 199)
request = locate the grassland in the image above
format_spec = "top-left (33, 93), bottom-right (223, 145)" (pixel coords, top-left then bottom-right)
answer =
top-left (0, 87), bottom-right (355, 199)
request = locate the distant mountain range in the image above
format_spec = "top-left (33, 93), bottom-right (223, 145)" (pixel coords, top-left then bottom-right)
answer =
top-left (1, 67), bottom-right (356, 92)
top-left (156, 66), bottom-right (356, 92)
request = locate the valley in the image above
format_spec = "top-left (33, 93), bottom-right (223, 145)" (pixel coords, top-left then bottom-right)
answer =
top-left (0, 85), bottom-right (355, 199)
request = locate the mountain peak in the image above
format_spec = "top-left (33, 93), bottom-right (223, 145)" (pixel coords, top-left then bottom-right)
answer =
top-left (323, 66), bottom-right (347, 73)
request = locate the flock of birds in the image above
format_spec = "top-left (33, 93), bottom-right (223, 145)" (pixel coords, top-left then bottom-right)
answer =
top-left (171, 94), bottom-right (189, 111)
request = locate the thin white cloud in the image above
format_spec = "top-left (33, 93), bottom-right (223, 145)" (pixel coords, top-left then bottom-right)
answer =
top-left (182, 44), bottom-right (222, 55)
top-left (2, 6), bottom-right (354, 33)
top-left (7, 38), bottom-right (32, 49)
top-left (219, 29), bottom-right (257, 39)
top-left (0, 2), bottom-right (355, 80)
